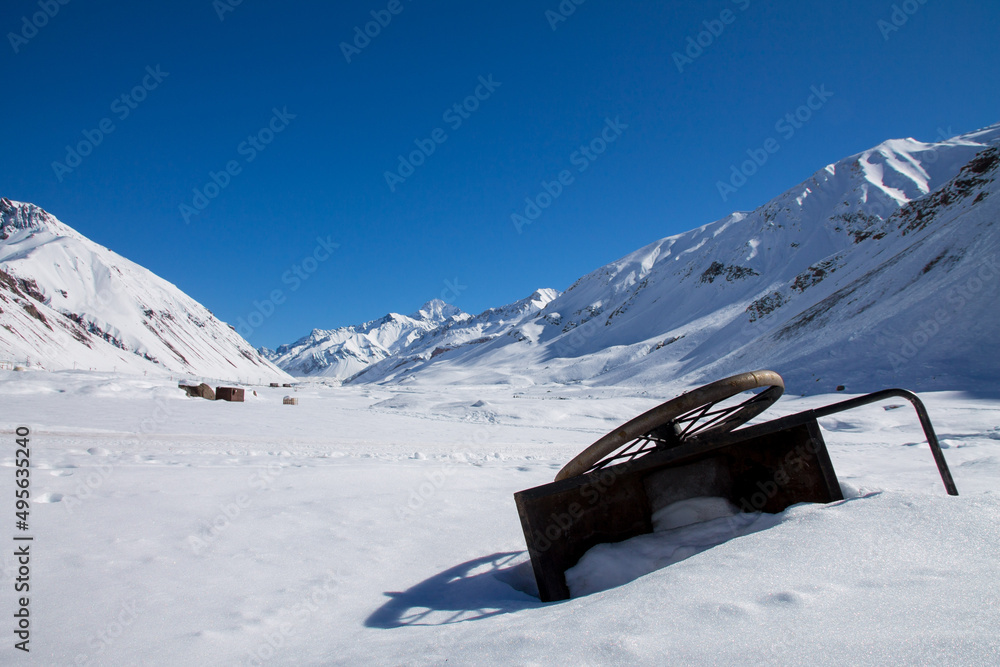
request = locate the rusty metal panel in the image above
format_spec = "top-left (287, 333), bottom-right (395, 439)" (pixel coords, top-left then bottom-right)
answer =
top-left (516, 465), bottom-right (652, 603)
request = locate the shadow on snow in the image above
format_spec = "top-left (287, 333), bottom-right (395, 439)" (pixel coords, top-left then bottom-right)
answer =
top-left (365, 551), bottom-right (544, 628)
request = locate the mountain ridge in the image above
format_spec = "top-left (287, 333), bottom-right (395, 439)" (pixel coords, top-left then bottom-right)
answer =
top-left (264, 291), bottom-right (560, 380)
top-left (270, 123), bottom-right (1000, 393)
top-left (5, 121), bottom-right (997, 392)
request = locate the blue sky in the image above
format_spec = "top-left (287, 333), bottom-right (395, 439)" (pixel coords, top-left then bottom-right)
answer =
top-left (1, 0), bottom-right (998, 348)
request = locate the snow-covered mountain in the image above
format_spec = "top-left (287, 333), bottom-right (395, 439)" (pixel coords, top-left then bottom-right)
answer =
top-left (262, 299), bottom-right (469, 379)
top-left (0, 198), bottom-right (290, 382)
top-left (492, 124), bottom-right (1000, 393)
top-left (273, 123), bottom-right (1000, 393)
top-left (343, 288), bottom-right (560, 384)
top-left (265, 290), bottom-right (560, 380)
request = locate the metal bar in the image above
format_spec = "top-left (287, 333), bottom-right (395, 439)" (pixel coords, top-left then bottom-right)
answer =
top-left (689, 388), bottom-right (959, 496)
top-left (811, 389), bottom-right (958, 496)
top-left (682, 403), bottom-right (743, 437)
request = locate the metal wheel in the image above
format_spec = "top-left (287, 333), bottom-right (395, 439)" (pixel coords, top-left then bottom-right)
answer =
top-left (554, 370), bottom-right (784, 481)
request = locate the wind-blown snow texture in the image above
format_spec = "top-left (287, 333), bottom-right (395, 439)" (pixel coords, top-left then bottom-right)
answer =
top-left (276, 124), bottom-right (1000, 394)
top-left (0, 198), bottom-right (289, 382)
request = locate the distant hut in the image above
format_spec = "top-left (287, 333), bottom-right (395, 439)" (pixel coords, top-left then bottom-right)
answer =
top-left (216, 386), bottom-right (245, 402)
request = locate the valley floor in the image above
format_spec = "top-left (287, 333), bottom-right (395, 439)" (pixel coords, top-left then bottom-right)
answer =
top-left (1, 370), bottom-right (998, 665)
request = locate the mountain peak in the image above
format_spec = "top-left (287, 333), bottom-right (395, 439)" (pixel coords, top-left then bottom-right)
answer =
top-left (528, 288), bottom-right (559, 306)
top-left (412, 299), bottom-right (465, 323)
top-left (0, 198), bottom-right (63, 239)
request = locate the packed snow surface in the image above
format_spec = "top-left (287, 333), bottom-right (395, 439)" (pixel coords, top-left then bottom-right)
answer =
top-left (2, 370), bottom-right (998, 665)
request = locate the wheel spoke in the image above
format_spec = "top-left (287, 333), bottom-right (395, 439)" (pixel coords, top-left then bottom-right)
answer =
top-left (685, 403), bottom-right (752, 435)
top-left (675, 401), bottom-right (718, 438)
top-left (556, 372), bottom-right (785, 482)
top-left (674, 391), bottom-right (773, 437)
top-left (594, 391), bottom-right (775, 472)
top-left (598, 390), bottom-right (779, 471)
top-left (590, 437), bottom-right (658, 472)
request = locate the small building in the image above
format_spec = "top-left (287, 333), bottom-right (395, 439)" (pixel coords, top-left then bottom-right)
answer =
top-left (270, 382), bottom-right (280, 388)
top-left (283, 396), bottom-right (298, 405)
top-left (216, 386), bottom-right (245, 402)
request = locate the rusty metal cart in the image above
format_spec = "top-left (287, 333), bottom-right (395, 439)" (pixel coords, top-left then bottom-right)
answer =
top-left (514, 370), bottom-right (958, 602)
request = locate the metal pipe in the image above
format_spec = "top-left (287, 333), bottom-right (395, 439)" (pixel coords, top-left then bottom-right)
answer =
top-left (690, 389), bottom-right (959, 496)
top-left (809, 389), bottom-right (958, 496)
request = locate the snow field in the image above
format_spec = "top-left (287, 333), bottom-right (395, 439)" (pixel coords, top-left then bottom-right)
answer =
top-left (1, 370), bottom-right (998, 665)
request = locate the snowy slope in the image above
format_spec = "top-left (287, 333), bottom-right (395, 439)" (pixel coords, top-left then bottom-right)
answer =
top-left (283, 124), bottom-right (1000, 393)
top-left (0, 198), bottom-right (289, 382)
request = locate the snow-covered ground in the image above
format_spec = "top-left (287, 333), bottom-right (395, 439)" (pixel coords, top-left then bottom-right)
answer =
top-left (2, 369), bottom-right (998, 665)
